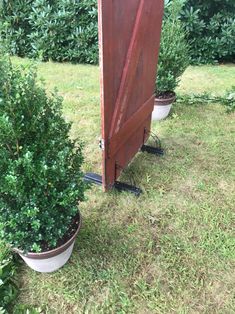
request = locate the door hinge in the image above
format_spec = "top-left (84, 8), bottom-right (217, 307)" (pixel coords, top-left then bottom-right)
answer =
top-left (99, 138), bottom-right (111, 158)
top-left (99, 138), bottom-right (105, 151)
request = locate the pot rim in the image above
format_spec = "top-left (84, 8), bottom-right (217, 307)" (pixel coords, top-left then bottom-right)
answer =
top-left (155, 92), bottom-right (176, 106)
top-left (13, 211), bottom-right (82, 260)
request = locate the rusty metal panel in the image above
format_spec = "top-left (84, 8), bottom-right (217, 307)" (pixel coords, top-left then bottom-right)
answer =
top-left (98, 0), bottom-right (164, 191)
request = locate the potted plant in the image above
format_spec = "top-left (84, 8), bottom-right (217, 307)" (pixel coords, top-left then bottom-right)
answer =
top-left (0, 55), bottom-right (87, 273)
top-left (153, 0), bottom-right (190, 121)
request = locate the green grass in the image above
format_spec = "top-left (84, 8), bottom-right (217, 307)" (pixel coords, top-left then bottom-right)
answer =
top-left (12, 58), bottom-right (235, 313)
top-left (177, 64), bottom-right (235, 95)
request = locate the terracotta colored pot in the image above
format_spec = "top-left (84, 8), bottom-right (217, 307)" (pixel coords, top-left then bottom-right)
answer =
top-left (152, 93), bottom-right (176, 121)
top-left (13, 212), bottom-right (82, 273)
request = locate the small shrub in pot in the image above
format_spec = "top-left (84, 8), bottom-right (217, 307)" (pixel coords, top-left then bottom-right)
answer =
top-left (0, 55), bottom-right (87, 272)
top-left (153, 0), bottom-right (190, 120)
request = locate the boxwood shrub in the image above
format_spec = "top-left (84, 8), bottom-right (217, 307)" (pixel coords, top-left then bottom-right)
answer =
top-left (156, 0), bottom-right (190, 94)
top-left (0, 55), bottom-right (87, 253)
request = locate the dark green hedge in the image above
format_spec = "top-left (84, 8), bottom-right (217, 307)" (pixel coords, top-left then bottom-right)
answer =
top-left (0, 0), bottom-right (32, 57)
top-left (0, 0), bottom-right (98, 64)
top-left (182, 0), bottom-right (235, 64)
top-left (0, 0), bottom-right (234, 64)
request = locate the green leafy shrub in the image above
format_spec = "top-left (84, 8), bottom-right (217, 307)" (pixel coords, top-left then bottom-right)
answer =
top-left (27, 0), bottom-right (98, 63)
top-left (1, 0), bottom-right (234, 65)
top-left (0, 55), bottom-right (87, 253)
top-left (0, 0), bottom-right (98, 64)
top-left (0, 243), bottom-right (17, 313)
top-left (181, 0), bottom-right (235, 64)
top-left (0, 0), bottom-right (33, 57)
top-left (156, 1), bottom-right (190, 94)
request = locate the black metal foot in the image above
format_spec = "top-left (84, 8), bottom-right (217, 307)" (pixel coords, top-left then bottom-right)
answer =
top-left (84, 172), bottom-right (102, 185)
top-left (84, 173), bottom-right (142, 196)
top-left (141, 145), bottom-right (164, 155)
top-left (113, 181), bottom-right (142, 197)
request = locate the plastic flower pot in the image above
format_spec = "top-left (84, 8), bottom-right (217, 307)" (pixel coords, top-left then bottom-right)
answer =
top-left (13, 212), bottom-right (82, 273)
top-left (152, 92), bottom-right (176, 121)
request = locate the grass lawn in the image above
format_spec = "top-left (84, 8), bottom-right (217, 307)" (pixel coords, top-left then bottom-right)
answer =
top-left (13, 58), bottom-right (235, 313)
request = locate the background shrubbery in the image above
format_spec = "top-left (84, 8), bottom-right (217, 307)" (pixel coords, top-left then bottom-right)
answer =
top-left (182, 0), bottom-right (235, 64)
top-left (0, 0), bottom-right (234, 64)
top-left (0, 0), bottom-right (98, 64)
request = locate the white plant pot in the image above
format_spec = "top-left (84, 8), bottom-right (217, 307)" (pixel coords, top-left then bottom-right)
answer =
top-left (14, 212), bottom-right (82, 273)
top-left (152, 94), bottom-right (176, 121)
top-left (152, 103), bottom-right (172, 121)
top-left (18, 241), bottom-right (75, 273)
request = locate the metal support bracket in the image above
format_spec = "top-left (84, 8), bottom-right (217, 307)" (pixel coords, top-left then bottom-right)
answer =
top-left (84, 173), bottom-right (142, 197)
top-left (84, 172), bottom-right (102, 185)
top-left (141, 144), bottom-right (164, 156)
top-left (113, 181), bottom-right (142, 197)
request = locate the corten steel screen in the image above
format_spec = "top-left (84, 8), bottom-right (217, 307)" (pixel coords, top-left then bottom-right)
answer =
top-left (98, 0), bottom-right (164, 191)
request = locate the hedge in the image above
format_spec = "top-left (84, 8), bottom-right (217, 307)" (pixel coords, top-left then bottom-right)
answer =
top-left (0, 0), bottom-right (234, 64)
top-left (0, 0), bottom-right (98, 64)
top-left (182, 0), bottom-right (235, 64)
